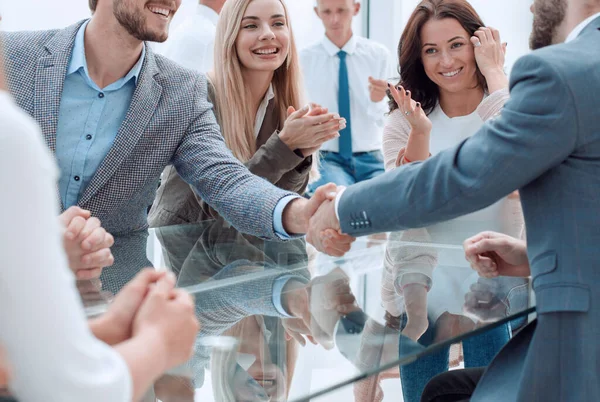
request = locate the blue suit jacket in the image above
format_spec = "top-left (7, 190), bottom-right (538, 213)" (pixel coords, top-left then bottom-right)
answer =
top-left (339, 18), bottom-right (600, 401)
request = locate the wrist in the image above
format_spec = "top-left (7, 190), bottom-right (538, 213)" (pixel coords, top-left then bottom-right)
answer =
top-left (278, 129), bottom-right (296, 150)
top-left (134, 327), bottom-right (170, 371)
top-left (283, 198), bottom-right (308, 235)
top-left (483, 69), bottom-right (509, 92)
top-left (89, 313), bottom-right (124, 345)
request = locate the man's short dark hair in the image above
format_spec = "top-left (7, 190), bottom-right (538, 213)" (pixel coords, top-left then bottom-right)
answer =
top-left (89, 0), bottom-right (98, 12)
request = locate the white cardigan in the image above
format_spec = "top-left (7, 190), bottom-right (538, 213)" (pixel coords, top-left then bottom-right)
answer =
top-left (380, 89), bottom-right (524, 317)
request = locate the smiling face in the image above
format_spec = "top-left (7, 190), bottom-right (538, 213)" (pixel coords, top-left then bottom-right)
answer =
top-left (112, 0), bottom-right (181, 42)
top-left (420, 17), bottom-right (479, 94)
top-left (235, 0), bottom-right (290, 74)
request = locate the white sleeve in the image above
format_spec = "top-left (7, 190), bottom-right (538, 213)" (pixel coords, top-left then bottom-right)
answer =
top-left (163, 29), bottom-right (215, 74)
top-left (0, 106), bottom-right (132, 402)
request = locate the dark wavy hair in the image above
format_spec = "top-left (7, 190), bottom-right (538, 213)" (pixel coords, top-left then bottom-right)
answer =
top-left (390, 0), bottom-right (486, 115)
top-left (89, 0), bottom-right (98, 12)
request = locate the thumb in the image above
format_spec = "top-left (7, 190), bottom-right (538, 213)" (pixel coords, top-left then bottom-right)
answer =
top-left (153, 272), bottom-right (176, 296)
top-left (312, 183), bottom-right (337, 204)
top-left (288, 104), bottom-right (310, 120)
top-left (287, 106), bottom-right (295, 118)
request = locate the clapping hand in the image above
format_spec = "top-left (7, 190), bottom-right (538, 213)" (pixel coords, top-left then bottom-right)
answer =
top-left (279, 103), bottom-right (346, 157)
top-left (59, 207), bottom-right (115, 280)
top-left (464, 231), bottom-right (530, 278)
top-left (368, 76), bottom-right (389, 103)
top-left (389, 84), bottom-right (432, 135)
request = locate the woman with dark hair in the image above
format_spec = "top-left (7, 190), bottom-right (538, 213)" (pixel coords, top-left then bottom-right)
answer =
top-left (378, 1), bottom-right (525, 401)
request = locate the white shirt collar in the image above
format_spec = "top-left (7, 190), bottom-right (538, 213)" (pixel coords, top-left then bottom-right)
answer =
top-left (321, 34), bottom-right (357, 57)
top-left (565, 12), bottom-right (600, 42)
top-left (197, 4), bottom-right (219, 26)
top-left (254, 84), bottom-right (276, 138)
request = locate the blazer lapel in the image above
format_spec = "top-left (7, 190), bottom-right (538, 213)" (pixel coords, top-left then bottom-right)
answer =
top-left (78, 45), bottom-right (163, 206)
top-left (33, 21), bottom-right (83, 153)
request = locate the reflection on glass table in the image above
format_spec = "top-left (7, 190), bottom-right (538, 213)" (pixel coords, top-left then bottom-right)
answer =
top-left (75, 216), bottom-right (534, 402)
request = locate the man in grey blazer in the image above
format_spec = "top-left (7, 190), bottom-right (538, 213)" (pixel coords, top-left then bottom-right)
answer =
top-left (308, 0), bottom-right (600, 400)
top-left (0, 0), bottom-right (352, 291)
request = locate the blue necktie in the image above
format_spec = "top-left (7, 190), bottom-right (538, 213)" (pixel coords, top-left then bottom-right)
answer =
top-left (337, 51), bottom-right (352, 159)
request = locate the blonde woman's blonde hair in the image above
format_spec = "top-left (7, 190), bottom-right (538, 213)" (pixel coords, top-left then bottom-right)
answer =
top-left (211, 0), bottom-right (305, 162)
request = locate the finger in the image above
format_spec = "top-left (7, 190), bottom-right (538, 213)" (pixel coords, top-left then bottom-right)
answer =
top-left (172, 288), bottom-right (194, 308)
top-left (154, 272), bottom-right (177, 295)
top-left (81, 226), bottom-right (108, 251)
top-left (76, 267), bottom-right (103, 280)
top-left (404, 90), bottom-right (415, 115)
top-left (473, 30), bottom-right (487, 45)
top-left (79, 217), bottom-right (102, 240)
top-left (489, 27), bottom-right (501, 43)
top-left (470, 36), bottom-right (482, 48)
top-left (287, 106), bottom-right (295, 118)
top-left (483, 27), bottom-right (495, 43)
top-left (388, 83), bottom-right (403, 108)
top-left (305, 112), bottom-right (340, 126)
top-left (326, 294), bottom-right (356, 309)
top-left (129, 268), bottom-right (165, 289)
top-left (65, 216), bottom-right (87, 241)
top-left (502, 42), bottom-right (507, 55)
top-left (288, 104), bottom-right (310, 120)
top-left (314, 119), bottom-right (345, 134)
top-left (81, 248), bottom-right (114, 268)
top-left (59, 206), bottom-right (91, 227)
top-left (312, 183), bottom-right (338, 204)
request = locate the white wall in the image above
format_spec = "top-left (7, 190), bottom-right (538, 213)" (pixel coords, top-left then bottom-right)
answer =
top-left (369, 0), bottom-right (534, 74)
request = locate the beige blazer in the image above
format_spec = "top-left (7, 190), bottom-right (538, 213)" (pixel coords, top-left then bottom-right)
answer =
top-left (149, 81), bottom-right (312, 227)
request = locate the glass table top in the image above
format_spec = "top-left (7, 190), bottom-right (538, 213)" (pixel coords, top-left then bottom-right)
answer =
top-left (76, 215), bottom-right (534, 402)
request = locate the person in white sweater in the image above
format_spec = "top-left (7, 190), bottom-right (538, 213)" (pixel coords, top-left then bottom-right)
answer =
top-left (0, 54), bottom-right (199, 401)
top-left (373, 1), bottom-right (525, 402)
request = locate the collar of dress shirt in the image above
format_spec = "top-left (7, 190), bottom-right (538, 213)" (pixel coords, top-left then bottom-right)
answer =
top-left (321, 34), bottom-right (358, 57)
top-left (254, 84), bottom-right (276, 138)
top-left (67, 19), bottom-right (146, 89)
top-left (565, 12), bottom-right (600, 42)
top-left (197, 4), bottom-right (220, 26)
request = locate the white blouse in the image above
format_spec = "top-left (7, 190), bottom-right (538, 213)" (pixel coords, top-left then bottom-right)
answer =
top-left (0, 91), bottom-right (132, 401)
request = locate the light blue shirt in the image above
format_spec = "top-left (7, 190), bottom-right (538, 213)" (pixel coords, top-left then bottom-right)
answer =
top-left (56, 20), bottom-right (145, 208)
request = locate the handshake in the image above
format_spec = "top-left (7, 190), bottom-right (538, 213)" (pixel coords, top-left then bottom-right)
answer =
top-left (282, 183), bottom-right (357, 257)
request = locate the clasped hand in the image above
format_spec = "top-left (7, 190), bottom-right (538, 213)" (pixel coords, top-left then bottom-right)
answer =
top-left (305, 184), bottom-right (356, 257)
top-left (59, 206), bottom-right (115, 280)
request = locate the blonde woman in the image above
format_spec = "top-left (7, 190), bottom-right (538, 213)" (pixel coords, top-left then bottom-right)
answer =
top-left (149, 0), bottom-right (344, 229)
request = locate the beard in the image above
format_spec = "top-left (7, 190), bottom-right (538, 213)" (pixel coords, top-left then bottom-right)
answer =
top-left (113, 0), bottom-right (170, 43)
top-left (529, 0), bottom-right (568, 50)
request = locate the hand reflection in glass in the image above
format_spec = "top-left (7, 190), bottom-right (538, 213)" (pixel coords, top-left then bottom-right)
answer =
top-left (0, 345), bottom-right (10, 395)
top-left (463, 281), bottom-right (509, 323)
top-left (283, 268), bottom-right (359, 350)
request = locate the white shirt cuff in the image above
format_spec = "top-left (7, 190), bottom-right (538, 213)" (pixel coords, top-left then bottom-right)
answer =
top-left (334, 188), bottom-right (346, 222)
top-left (272, 276), bottom-right (298, 317)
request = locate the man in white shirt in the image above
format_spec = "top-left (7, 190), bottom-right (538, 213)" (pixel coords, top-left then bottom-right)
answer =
top-left (159, 0), bottom-right (226, 73)
top-left (301, 0), bottom-right (395, 196)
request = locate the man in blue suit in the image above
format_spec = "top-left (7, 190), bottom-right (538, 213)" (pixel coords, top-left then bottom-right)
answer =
top-left (308, 0), bottom-right (600, 400)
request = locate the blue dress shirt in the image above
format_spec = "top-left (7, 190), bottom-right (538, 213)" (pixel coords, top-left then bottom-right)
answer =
top-left (56, 20), bottom-right (145, 208)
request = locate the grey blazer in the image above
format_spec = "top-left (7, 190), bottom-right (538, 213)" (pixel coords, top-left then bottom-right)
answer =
top-left (148, 80), bottom-right (312, 227)
top-left (1, 20), bottom-right (292, 240)
top-left (338, 18), bottom-right (600, 401)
